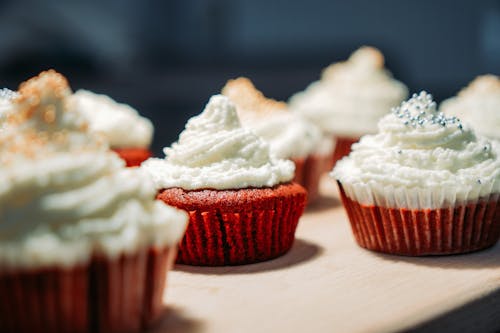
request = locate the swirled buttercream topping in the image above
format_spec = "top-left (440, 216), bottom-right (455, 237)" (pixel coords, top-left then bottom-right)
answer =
top-left (72, 89), bottom-right (153, 148)
top-left (0, 70), bottom-right (187, 269)
top-left (0, 88), bottom-right (18, 100)
top-left (222, 77), bottom-right (322, 159)
top-left (441, 75), bottom-right (500, 140)
top-left (142, 94), bottom-right (295, 190)
top-left (332, 91), bottom-right (500, 208)
top-left (0, 88), bottom-right (18, 126)
top-left (289, 46), bottom-right (408, 136)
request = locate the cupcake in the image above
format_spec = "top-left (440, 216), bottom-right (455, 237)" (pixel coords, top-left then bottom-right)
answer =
top-left (0, 70), bottom-right (188, 333)
top-left (289, 46), bottom-right (408, 165)
top-left (221, 77), bottom-right (332, 203)
top-left (441, 75), bottom-right (500, 141)
top-left (332, 91), bottom-right (500, 256)
top-left (72, 89), bottom-right (154, 166)
top-left (142, 95), bottom-right (307, 266)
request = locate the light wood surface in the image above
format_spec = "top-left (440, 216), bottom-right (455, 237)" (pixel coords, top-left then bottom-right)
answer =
top-left (153, 176), bottom-right (500, 333)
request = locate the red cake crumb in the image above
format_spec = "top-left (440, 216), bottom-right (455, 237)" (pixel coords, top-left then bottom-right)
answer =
top-left (112, 148), bottom-right (152, 167)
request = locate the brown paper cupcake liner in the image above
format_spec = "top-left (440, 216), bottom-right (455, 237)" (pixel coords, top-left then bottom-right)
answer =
top-left (338, 182), bottom-right (500, 256)
top-left (158, 183), bottom-right (307, 266)
top-left (293, 153), bottom-right (331, 204)
top-left (0, 245), bottom-right (176, 333)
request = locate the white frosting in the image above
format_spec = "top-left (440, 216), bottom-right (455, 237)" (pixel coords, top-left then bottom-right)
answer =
top-left (0, 89), bottom-right (17, 124)
top-left (221, 77), bottom-right (324, 159)
top-left (72, 89), bottom-right (153, 148)
top-left (142, 95), bottom-right (295, 190)
top-left (441, 75), bottom-right (500, 140)
top-left (0, 71), bottom-right (187, 269)
top-left (289, 46), bottom-right (408, 136)
top-left (332, 91), bottom-right (500, 209)
top-left (239, 111), bottom-right (324, 159)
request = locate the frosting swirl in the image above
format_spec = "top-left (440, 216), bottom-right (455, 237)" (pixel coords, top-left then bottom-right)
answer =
top-left (0, 70), bottom-right (187, 269)
top-left (72, 89), bottom-right (153, 148)
top-left (142, 95), bottom-right (295, 190)
top-left (0, 88), bottom-right (18, 125)
top-left (440, 75), bottom-right (500, 140)
top-left (289, 46), bottom-right (408, 136)
top-left (332, 91), bottom-right (500, 208)
top-left (222, 77), bottom-right (323, 159)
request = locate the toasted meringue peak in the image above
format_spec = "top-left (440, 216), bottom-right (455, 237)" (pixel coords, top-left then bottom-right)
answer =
top-left (458, 74), bottom-right (500, 96)
top-left (322, 46), bottom-right (385, 79)
top-left (222, 77), bottom-right (287, 114)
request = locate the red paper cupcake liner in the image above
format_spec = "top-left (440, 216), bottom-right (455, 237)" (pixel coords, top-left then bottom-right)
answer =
top-left (338, 182), bottom-right (500, 256)
top-left (0, 245), bottom-right (176, 333)
top-left (143, 246), bottom-right (177, 326)
top-left (331, 136), bottom-right (359, 167)
top-left (112, 147), bottom-right (152, 167)
top-left (293, 154), bottom-right (330, 204)
top-left (157, 183), bottom-right (307, 266)
top-left (0, 264), bottom-right (89, 333)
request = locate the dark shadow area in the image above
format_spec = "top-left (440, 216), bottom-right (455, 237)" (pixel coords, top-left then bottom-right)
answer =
top-left (406, 288), bottom-right (500, 333)
top-left (149, 306), bottom-right (205, 333)
top-left (306, 193), bottom-right (341, 212)
top-left (371, 242), bottom-right (500, 270)
top-left (1, 1), bottom-right (499, 150)
top-left (173, 238), bottom-right (323, 275)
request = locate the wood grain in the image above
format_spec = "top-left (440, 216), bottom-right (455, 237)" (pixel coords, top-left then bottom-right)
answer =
top-left (154, 176), bottom-right (500, 333)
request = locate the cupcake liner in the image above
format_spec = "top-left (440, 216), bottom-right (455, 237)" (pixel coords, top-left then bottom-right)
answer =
top-left (158, 183), bottom-right (307, 266)
top-left (331, 136), bottom-right (359, 166)
top-left (338, 182), bottom-right (500, 255)
top-left (112, 148), bottom-right (152, 167)
top-left (177, 197), bottom-right (303, 265)
top-left (293, 153), bottom-right (331, 204)
top-left (143, 246), bottom-right (177, 326)
top-left (89, 250), bottom-right (148, 333)
top-left (0, 265), bottom-right (89, 333)
top-left (341, 177), bottom-right (498, 210)
top-left (0, 245), bottom-right (176, 333)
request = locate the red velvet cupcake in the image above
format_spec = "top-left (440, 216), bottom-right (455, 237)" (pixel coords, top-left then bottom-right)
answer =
top-left (221, 77), bottom-right (332, 203)
top-left (72, 89), bottom-right (154, 166)
top-left (289, 46), bottom-right (408, 166)
top-left (142, 94), bottom-right (307, 265)
top-left (0, 71), bottom-right (188, 333)
top-left (332, 91), bottom-right (500, 256)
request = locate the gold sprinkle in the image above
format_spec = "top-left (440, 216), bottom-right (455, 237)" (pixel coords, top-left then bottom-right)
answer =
top-left (80, 122), bottom-right (89, 132)
top-left (52, 130), bottom-right (68, 143)
top-left (43, 105), bottom-right (56, 123)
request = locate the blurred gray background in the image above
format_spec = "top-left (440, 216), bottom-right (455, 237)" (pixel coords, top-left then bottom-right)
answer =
top-left (0, 0), bottom-right (499, 154)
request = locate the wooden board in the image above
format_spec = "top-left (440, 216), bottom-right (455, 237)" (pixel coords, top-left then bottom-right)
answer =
top-left (153, 176), bottom-right (500, 333)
